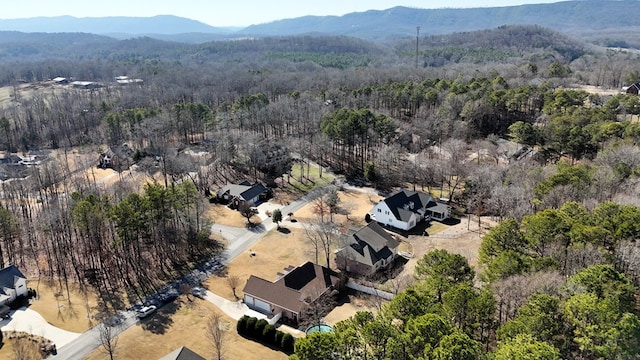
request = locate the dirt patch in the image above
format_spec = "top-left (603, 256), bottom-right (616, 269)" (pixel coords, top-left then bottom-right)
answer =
top-left (28, 279), bottom-right (100, 333)
top-left (323, 290), bottom-right (381, 326)
top-left (84, 297), bottom-right (288, 360)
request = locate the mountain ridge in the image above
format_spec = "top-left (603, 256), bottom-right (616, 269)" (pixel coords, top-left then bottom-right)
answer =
top-left (0, 1), bottom-right (639, 41)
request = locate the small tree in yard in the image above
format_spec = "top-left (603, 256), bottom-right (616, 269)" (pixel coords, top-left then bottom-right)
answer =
top-left (226, 274), bottom-right (241, 299)
top-left (272, 208), bottom-right (283, 229)
top-left (207, 312), bottom-right (228, 360)
top-left (97, 323), bottom-right (119, 360)
top-left (238, 201), bottom-right (258, 226)
top-left (325, 188), bottom-right (340, 222)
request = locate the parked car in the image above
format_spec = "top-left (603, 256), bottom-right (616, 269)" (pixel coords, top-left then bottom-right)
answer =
top-left (160, 292), bottom-right (179, 304)
top-left (136, 305), bottom-right (157, 318)
top-left (191, 286), bottom-right (207, 299)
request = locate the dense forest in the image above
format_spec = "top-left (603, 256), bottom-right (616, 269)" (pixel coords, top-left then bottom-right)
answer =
top-left (1, 24), bottom-right (640, 358)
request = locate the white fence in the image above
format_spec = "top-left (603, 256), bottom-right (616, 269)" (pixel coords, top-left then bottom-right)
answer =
top-left (346, 281), bottom-right (395, 300)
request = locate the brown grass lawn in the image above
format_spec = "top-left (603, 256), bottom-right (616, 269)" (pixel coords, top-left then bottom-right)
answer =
top-left (28, 280), bottom-right (101, 333)
top-left (84, 297), bottom-right (288, 360)
top-left (206, 203), bottom-right (262, 227)
top-left (204, 227), bottom-right (317, 302)
top-left (0, 338), bottom-right (42, 359)
top-left (291, 188), bottom-right (383, 229)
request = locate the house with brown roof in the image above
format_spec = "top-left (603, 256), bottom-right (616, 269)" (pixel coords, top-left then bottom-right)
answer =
top-left (242, 262), bottom-right (341, 324)
top-left (335, 222), bottom-right (399, 276)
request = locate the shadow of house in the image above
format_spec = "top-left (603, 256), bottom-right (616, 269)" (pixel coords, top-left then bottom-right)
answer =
top-left (242, 262), bottom-right (341, 326)
top-left (216, 181), bottom-right (270, 209)
top-left (335, 222), bottom-right (399, 277)
top-left (98, 144), bottom-right (134, 172)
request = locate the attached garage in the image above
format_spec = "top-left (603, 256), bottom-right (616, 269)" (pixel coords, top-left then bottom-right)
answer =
top-left (244, 294), bottom-right (270, 313)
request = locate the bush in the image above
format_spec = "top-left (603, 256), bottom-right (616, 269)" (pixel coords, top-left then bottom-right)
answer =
top-left (237, 315), bottom-right (249, 335)
top-left (281, 333), bottom-right (295, 353)
top-left (245, 317), bottom-right (257, 337)
top-left (254, 319), bottom-right (268, 339)
top-left (263, 324), bottom-right (276, 344)
top-left (274, 330), bottom-right (284, 347)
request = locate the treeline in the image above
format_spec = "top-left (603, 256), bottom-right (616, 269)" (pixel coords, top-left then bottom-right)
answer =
top-left (0, 177), bottom-right (215, 305)
top-left (292, 248), bottom-right (640, 359)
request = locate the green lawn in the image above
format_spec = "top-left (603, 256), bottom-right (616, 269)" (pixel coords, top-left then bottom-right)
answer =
top-left (286, 162), bottom-right (334, 194)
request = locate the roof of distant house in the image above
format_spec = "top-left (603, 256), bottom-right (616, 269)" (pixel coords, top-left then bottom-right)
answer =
top-left (243, 262), bottom-right (340, 314)
top-left (217, 182), bottom-right (267, 202)
top-left (159, 346), bottom-right (205, 360)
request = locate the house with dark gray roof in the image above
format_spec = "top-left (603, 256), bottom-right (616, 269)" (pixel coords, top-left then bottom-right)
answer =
top-left (336, 222), bottom-right (399, 276)
top-left (159, 346), bottom-right (205, 360)
top-left (242, 262), bottom-right (341, 324)
top-left (370, 189), bottom-right (451, 231)
top-left (216, 180), bottom-right (269, 208)
top-left (0, 265), bottom-right (27, 305)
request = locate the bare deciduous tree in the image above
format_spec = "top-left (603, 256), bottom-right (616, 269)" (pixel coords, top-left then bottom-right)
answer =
top-left (206, 312), bottom-right (228, 360)
top-left (304, 220), bottom-right (338, 267)
top-left (97, 322), bottom-right (119, 360)
top-left (226, 274), bottom-right (241, 299)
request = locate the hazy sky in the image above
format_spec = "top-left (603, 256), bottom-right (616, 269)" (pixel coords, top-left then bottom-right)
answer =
top-left (3, 0), bottom-right (562, 27)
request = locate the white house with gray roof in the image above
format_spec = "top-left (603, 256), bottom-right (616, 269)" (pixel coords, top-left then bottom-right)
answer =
top-left (0, 265), bottom-right (27, 305)
top-left (216, 180), bottom-right (269, 208)
top-left (369, 189), bottom-right (451, 231)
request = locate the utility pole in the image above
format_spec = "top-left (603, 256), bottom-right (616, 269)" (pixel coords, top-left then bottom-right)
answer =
top-left (415, 26), bottom-right (420, 68)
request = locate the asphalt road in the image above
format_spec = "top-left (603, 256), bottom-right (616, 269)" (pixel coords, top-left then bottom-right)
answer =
top-left (50, 183), bottom-right (334, 359)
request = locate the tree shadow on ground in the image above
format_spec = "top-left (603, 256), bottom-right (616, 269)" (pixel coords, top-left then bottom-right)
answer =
top-left (139, 301), bottom-right (179, 335)
top-left (247, 223), bottom-right (267, 233)
top-left (277, 227), bottom-right (291, 234)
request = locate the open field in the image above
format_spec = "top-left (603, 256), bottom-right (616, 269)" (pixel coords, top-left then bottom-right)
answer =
top-left (84, 297), bottom-right (288, 360)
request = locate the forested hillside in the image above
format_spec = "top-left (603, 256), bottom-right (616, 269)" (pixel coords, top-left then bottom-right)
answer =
top-left (1, 22), bottom-right (640, 358)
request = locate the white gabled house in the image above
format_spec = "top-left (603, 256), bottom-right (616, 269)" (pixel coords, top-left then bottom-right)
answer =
top-left (0, 265), bottom-right (27, 305)
top-left (369, 189), bottom-right (451, 231)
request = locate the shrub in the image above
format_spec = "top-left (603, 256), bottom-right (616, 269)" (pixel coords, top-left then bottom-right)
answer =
top-left (263, 324), bottom-right (276, 344)
top-left (254, 319), bottom-right (268, 339)
top-left (245, 317), bottom-right (257, 337)
top-left (274, 330), bottom-right (284, 347)
top-left (237, 315), bottom-right (249, 335)
top-left (281, 333), bottom-right (295, 353)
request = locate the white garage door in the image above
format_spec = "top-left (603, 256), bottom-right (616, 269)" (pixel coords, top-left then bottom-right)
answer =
top-left (246, 295), bottom-right (270, 312)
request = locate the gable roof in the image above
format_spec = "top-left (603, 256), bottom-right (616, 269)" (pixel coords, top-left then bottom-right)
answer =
top-left (159, 346), bottom-right (206, 360)
top-left (338, 222), bottom-right (399, 267)
top-left (217, 182), bottom-right (267, 202)
top-left (243, 262), bottom-right (340, 314)
top-left (383, 189), bottom-right (435, 220)
top-left (0, 265), bottom-right (25, 290)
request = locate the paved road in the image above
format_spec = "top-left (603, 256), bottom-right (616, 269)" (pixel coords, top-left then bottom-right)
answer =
top-left (51, 183), bottom-right (334, 359)
top-left (51, 312), bottom-right (138, 360)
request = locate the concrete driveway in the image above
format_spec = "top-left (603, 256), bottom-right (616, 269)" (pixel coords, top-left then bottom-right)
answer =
top-left (0, 307), bottom-right (81, 347)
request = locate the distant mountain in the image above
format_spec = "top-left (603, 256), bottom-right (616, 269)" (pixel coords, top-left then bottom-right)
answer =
top-left (241, 1), bottom-right (640, 39)
top-left (0, 1), bottom-right (639, 43)
top-left (0, 15), bottom-right (232, 35)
